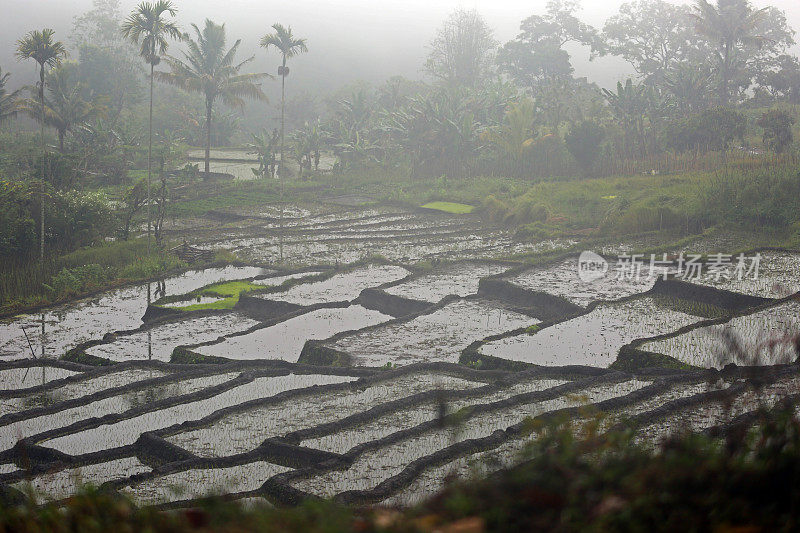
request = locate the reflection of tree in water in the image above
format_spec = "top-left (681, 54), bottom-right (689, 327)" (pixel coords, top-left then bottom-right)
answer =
top-left (21, 386), bottom-right (66, 410)
top-left (124, 381), bottom-right (183, 410)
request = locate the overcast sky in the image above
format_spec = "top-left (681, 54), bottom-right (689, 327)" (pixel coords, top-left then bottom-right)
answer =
top-left (2, 0), bottom-right (799, 94)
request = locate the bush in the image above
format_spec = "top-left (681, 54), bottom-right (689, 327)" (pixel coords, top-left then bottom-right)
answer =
top-left (564, 121), bottom-right (605, 176)
top-left (757, 109), bottom-right (796, 154)
top-left (45, 264), bottom-right (112, 296)
top-left (665, 107), bottom-right (747, 152)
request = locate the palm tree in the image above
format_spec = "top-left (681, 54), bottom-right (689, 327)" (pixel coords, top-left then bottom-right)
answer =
top-left (20, 65), bottom-right (97, 151)
top-left (121, 0), bottom-right (181, 253)
top-left (691, 0), bottom-right (768, 105)
top-left (158, 19), bottom-right (268, 175)
top-left (260, 24), bottom-right (308, 181)
top-left (0, 67), bottom-right (21, 125)
top-left (16, 29), bottom-right (67, 260)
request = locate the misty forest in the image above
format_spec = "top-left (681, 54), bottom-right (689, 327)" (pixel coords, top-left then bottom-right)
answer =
top-left (1, 0), bottom-right (800, 530)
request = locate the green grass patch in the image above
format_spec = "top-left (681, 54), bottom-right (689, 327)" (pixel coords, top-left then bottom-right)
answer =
top-left (161, 280), bottom-right (262, 311)
top-left (421, 201), bottom-right (475, 214)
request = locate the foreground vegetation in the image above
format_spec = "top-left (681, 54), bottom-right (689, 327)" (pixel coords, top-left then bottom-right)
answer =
top-left (2, 404), bottom-right (799, 531)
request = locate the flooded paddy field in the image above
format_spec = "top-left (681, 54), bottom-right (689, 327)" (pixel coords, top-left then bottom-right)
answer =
top-left (322, 298), bottom-right (534, 366)
top-left (253, 265), bottom-right (410, 306)
top-left (504, 257), bottom-right (674, 308)
top-left (194, 306), bottom-right (390, 361)
top-left (383, 262), bottom-right (512, 303)
top-left (173, 204), bottom-right (576, 266)
top-left (690, 251), bottom-right (800, 299)
top-left (640, 300), bottom-right (800, 368)
top-left (85, 313), bottom-right (262, 362)
top-left (1, 200), bottom-right (799, 509)
top-left (163, 369), bottom-right (486, 458)
top-left (478, 297), bottom-right (702, 367)
top-left (0, 266), bottom-right (272, 360)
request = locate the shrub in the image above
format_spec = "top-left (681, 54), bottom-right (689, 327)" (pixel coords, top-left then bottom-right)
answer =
top-left (45, 264), bottom-right (112, 297)
top-left (564, 121), bottom-right (605, 176)
top-left (665, 107), bottom-right (746, 152)
top-left (756, 109), bottom-right (796, 154)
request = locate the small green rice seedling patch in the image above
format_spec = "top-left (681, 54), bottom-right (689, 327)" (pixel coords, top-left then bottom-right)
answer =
top-left (420, 202), bottom-right (475, 215)
top-left (159, 281), bottom-right (264, 312)
top-left (0, 266), bottom-right (271, 360)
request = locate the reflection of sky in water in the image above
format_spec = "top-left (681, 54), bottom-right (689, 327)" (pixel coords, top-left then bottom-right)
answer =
top-left (0, 266), bottom-right (271, 360)
top-left (482, 297), bottom-right (699, 367)
top-left (86, 313), bottom-right (261, 362)
top-left (0, 373), bottom-right (236, 452)
top-left (197, 306), bottom-right (390, 361)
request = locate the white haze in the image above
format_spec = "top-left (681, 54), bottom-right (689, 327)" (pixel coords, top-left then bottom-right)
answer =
top-left (1, 0), bottom-right (799, 97)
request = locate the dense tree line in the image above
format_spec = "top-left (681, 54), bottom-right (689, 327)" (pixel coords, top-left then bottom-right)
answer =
top-left (0, 0), bottom-right (799, 262)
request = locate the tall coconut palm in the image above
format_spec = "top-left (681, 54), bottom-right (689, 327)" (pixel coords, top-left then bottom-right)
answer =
top-left (691, 0), bottom-right (768, 105)
top-left (20, 65), bottom-right (97, 151)
top-left (158, 20), bottom-right (269, 175)
top-left (15, 29), bottom-right (67, 260)
top-left (259, 24), bottom-right (308, 181)
top-left (121, 1), bottom-right (181, 253)
top-left (0, 67), bottom-right (21, 125)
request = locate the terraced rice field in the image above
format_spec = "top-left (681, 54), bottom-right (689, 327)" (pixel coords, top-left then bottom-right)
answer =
top-left (1, 203), bottom-right (798, 508)
top-left (194, 306), bottom-right (390, 361)
top-left (641, 300), bottom-right (800, 368)
top-left (479, 297), bottom-right (701, 367)
top-left (505, 257), bottom-right (674, 308)
top-left (324, 299), bottom-right (533, 366)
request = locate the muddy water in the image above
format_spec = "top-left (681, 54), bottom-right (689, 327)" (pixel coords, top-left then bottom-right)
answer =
top-left (0, 373), bottom-right (237, 452)
top-left (642, 300), bottom-right (800, 368)
top-left (13, 457), bottom-right (150, 504)
top-left (123, 461), bottom-right (292, 506)
top-left (196, 306), bottom-right (390, 361)
top-left (85, 313), bottom-right (261, 362)
top-left (691, 251), bottom-right (800, 299)
top-left (301, 378), bottom-right (568, 454)
top-left (0, 368), bottom-right (167, 416)
top-left (0, 366), bottom-right (79, 391)
top-left (0, 266), bottom-right (272, 360)
top-left (384, 263), bottom-right (511, 303)
top-left (166, 372), bottom-right (484, 458)
top-left (42, 374), bottom-right (356, 455)
top-left (292, 380), bottom-right (648, 497)
top-left (481, 297), bottom-right (699, 367)
top-left (328, 299), bottom-right (533, 367)
top-left (256, 265), bottom-right (410, 305)
top-left (508, 257), bottom-right (675, 308)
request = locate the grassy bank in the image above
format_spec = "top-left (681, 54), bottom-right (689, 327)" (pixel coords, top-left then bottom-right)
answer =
top-left (0, 239), bottom-right (201, 315)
